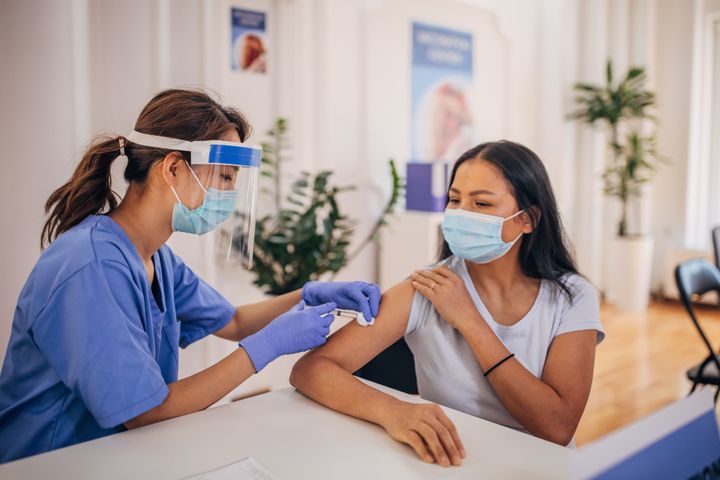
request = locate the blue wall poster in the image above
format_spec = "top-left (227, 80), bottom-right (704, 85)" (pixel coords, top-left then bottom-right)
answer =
top-left (231, 8), bottom-right (268, 74)
top-left (411, 22), bottom-right (474, 163)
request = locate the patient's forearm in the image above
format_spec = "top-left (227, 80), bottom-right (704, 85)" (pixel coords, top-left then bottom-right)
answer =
top-left (290, 355), bottom-right (403, 427)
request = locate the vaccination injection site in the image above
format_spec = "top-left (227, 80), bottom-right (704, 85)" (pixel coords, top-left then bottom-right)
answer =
top-left (1, 0), bottom-right (720, 478)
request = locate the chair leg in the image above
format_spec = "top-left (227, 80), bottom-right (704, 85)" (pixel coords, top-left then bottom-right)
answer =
top-left (689, 382), bottom-right (698, 395)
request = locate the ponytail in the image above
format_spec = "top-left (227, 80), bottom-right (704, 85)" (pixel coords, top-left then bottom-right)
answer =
top-left (41, 136), bottom-right (124, 248)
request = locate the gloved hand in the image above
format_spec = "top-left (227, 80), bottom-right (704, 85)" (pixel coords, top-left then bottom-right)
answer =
top-left (239, 301), bottom-right (336, 372)
top-left (302, 281), bottom-right (381, 323)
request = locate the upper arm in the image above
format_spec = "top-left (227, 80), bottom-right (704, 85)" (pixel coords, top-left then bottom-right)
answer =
top-left (541, 330), bottom-right (597, 417)
top-left (32, 261), bottom-right (169, 429)
top-left (298, 280), bottom-right (416, 374)
top-left (541, 277), bottom-right (603, 412)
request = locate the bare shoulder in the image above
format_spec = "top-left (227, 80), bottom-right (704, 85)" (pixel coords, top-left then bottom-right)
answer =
top-left (377, 279), bottom-right (416, 318)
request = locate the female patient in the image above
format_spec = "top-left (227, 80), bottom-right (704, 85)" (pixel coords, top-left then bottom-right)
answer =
top-left (291, 141), bottom-right (604, 467)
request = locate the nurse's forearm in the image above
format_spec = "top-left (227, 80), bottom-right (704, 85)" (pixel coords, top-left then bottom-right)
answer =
top-left (290, 354), bottom-right (403, 427)
top-left (218, 289), bottom-right (303, 341)
top-left (124, 348), bottom-right (255, 430)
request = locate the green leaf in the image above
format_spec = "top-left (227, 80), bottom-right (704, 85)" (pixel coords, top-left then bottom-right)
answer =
top-left (246, 117), bottom-right (405, 292)
top-left (605, 59), bottom-right (613, 84)
top-left (625, 66), bottom-right (645, 81)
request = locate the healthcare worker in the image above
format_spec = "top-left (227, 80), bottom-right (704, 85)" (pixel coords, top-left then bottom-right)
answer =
top-left (0, 89), bottom-right (380, 463)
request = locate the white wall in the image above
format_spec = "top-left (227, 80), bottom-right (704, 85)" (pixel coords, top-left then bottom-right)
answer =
top-left (651, 0), bottom-right (695, 291)
top-left (0, 0), bottom-right (703, 374)
top-left (181, 0), bottom-right (547, 397)
top-left (0, 0), bottom-right (218, 361)
top-left (0, 0), bottom-right (78, 362)
top-left (536, 0), bottom-right (581, 222)
top-left (559, 0), bottom-right (697, 295)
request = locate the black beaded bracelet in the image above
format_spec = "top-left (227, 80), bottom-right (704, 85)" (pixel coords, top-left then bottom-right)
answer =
top-left (483, 353), bottom-right (515, 378)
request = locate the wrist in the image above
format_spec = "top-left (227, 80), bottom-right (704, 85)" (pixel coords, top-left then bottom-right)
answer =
top-left (238, 329), bottom-right (277, 373)
top-left (374, 398), bottom-right (407, 428)
top-left (457, 310), bottom-right (487, 336)
top-left (301, 281), bottom-right (319, 305)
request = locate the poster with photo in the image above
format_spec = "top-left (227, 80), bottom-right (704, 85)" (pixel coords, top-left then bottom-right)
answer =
top-left (411, 22), bottom-right (474, 163)
top-left (231, 8), bottom-right (268, 74)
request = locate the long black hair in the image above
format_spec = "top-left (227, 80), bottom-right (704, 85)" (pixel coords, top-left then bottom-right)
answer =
top-left (438, 140), bottom-right (580, 300)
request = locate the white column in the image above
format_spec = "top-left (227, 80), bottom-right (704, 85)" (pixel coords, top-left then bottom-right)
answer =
top-left (71, 0), bottom-right (91, 152)
top-left (685, 0), bottom-right (712, 249)
top-left (156, 0), bottom-right (171, 90)
top-left (201, 0), bottom-right (222, 92)
top-left (536, 0), bottom-right (580, 231)
top-left (631, 0), bottom-right (657, 238)
top-left (572, 0), bottom-right (609, 288)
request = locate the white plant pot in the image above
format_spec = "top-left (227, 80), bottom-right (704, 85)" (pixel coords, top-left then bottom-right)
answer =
top-left (606, 236), bottom-right (654, 312)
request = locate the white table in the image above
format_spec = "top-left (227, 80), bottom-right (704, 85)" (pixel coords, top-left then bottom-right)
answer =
top-left (0, 382), bottom-right (574, 479)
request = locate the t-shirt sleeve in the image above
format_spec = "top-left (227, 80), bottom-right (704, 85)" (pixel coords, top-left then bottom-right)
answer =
top-left (406, 257), bottom-right (464, 336)
top-left (405, 291), bottom-right (435, 336)
top-left (31, 260), bottom-right (169, 429)
top-left (555, 275), bottom-right (605, 344)
top-left (168, 250), bottom-right (236, 348)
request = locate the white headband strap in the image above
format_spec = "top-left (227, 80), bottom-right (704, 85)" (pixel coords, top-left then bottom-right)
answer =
top-left (126, 130), bottom-right (193, 152)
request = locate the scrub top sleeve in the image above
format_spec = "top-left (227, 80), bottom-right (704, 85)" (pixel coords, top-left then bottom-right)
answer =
top-left (169, 251), bottom-right (236, 348)
top-left (31, 260), bottom-right (169, 429)
top-left (556, 276), bottom-right (605, 344)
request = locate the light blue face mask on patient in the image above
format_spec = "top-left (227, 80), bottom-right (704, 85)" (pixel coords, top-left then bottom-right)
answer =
top-left (441, 208), bottom-right (525, 264)
top-left (170, 164), bottom-right (238, 236)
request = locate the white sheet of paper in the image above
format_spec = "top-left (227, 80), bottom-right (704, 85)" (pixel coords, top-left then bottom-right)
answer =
top-left (184, 457), bottom-right (280, 480)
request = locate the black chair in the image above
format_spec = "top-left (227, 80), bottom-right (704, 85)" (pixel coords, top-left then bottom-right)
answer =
top-left (712, 226), bottom-right (720, 270)
top-left (674, 258), bottom-right (720, 401)
top-left (354, 339), bottom-right (418, 394)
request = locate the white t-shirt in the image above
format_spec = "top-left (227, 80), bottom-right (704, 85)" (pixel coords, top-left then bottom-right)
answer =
top-left (404, 255), bottom-right (604, 436)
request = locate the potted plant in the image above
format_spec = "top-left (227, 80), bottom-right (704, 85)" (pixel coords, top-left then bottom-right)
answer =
top-left (569, 60), bottom-right (659, 312)
top-left (246, 118), bottom-right (403, 295)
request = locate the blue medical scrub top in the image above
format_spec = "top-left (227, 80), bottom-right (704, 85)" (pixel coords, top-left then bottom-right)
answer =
top-left (0, 215), bottom-right (236, 463)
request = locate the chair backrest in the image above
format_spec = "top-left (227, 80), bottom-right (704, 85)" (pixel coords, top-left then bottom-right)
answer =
top-left (354, 339), bottom-right (418, 394)
top-left (675, 258), bottom-right (720, 371)
top-left (713, 226), bottom-right (720, 269)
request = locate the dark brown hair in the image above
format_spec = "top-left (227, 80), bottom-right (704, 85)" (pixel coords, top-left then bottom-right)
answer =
top-left (438, 140), bottom-right (580, 300)
top-left (41, 89), bottom-right (251, 248)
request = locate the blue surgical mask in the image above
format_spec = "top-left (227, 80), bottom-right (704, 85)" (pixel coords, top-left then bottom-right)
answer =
top-left (441, 208), bottom-right (525, 264)
top-left (170, 166), bottom-right (238, 236)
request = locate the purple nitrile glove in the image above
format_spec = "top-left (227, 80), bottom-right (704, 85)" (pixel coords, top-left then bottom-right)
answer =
top-left (239, 300), bottom-right (337, 372)
top-left (301, 281), bottom-right (381, 323)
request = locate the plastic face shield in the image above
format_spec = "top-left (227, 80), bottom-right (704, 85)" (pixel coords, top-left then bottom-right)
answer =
top-left (126, 130), bottom-right (261, 269)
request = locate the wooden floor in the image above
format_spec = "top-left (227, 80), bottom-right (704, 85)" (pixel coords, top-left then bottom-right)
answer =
top-left (574, 299), bottom-right (720, 446)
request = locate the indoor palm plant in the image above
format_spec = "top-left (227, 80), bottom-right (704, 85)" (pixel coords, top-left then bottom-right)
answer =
top-left (247, 118), bottom-right (402, 295)
top-left (569, 60), bottom-right (659, 311)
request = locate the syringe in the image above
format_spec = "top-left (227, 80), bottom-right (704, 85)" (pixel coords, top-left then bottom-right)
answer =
top-left (332, 309), bottom-right (374, 327)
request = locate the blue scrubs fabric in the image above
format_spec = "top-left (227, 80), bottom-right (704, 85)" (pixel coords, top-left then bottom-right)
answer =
top-left (0, 215), bottom-right (235, 462)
